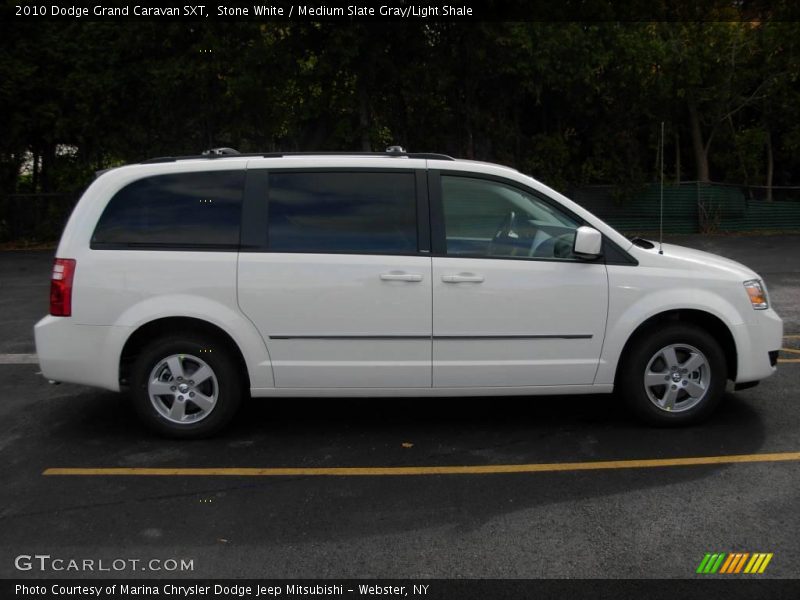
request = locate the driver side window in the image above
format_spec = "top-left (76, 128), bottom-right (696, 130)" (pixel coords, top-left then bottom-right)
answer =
top-left (441, 176), bottom-right (581, 260)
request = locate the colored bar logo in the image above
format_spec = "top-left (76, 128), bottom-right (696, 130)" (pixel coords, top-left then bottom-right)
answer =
top-left (696, 552), bottom-right (773, 574)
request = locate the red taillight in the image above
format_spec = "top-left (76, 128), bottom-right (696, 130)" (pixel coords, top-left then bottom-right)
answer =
top-left (50, 258), bottom-right (76, 317)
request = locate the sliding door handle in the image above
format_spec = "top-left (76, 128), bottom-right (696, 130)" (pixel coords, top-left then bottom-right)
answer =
top-left (442, 273), bottom-right (484, 283)
top-left (380, 272), bottom-right (423, 282)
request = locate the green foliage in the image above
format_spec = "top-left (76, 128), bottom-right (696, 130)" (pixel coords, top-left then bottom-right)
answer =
top-left (2, 19), bottom-right (800, 198)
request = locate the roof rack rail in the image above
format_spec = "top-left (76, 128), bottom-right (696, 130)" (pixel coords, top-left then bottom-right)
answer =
top-left (140, 148), bottom-right (456, 164)
top-left (202, 147), bottom-right (241, 156)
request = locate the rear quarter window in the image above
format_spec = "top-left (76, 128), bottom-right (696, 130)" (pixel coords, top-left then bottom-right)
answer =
top-left (91, 170), bottom-right (244, 249)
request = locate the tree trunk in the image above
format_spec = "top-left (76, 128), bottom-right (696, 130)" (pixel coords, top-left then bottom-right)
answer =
top-left (765, 128), bottom-right (773, 202)
top-left (687, 99), bottom-right (710, 182)
top-left (514, 107), bottom-right (521, 168)
top-left (358, 82), bottom-right (371, 151)
top-left (674, 132), bottom-right (681, 183)
top-left (41, 143), bottom-right (55, 193)
top-left (31, 151), bottom-right (40, 193)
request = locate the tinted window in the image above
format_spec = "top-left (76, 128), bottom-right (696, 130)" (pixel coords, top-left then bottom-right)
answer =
top-left (441, 176), bottom-right (580, 260)
top-left (92, 170), bottom-right (244, 248)
top-left (267, 172), bottom-right (417, 254)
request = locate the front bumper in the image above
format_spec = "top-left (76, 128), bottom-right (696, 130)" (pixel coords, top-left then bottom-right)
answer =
top-left (733, 308), bottom-right (783, 384)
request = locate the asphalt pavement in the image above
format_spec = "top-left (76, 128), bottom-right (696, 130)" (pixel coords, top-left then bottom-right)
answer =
top-left (0, 234), bottom-right (798, 580)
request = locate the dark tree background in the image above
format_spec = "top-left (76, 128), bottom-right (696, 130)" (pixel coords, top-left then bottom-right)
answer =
top-left (2, 18), bottom-right (800, 197)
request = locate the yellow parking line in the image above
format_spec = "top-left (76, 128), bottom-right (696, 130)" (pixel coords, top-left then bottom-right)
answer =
top-left (42, 451), bottom-right (800, 477)
top-left (781, 347), bottom-right (800, 354)
top-left (779, 358), bottom-right (800, 363)
top-left (784, 335), bottom-right (800, 339)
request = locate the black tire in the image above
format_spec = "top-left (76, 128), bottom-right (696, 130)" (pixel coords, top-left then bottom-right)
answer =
top-left (130, 333), bottom-right (243, 438)
top-left (619, 324), bottom-right (727, 426)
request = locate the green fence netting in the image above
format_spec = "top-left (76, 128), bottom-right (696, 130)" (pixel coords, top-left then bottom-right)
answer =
top-left (2, 182), bottom-right (800, 243)
top-left (567, 182), bottom-right (800, 234)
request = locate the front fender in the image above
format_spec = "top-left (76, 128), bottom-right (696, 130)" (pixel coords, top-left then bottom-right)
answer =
top-left (595, 286), bottom-right (745, 385)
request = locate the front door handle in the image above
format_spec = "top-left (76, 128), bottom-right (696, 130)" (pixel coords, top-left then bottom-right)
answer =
top-left (380, 272), bottom-right (423, 282)
top-left (442, 273), bottom-right (484, 283)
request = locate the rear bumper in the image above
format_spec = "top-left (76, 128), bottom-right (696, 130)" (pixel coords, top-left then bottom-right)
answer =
top-left (34, 315), bottom-right (130, 391)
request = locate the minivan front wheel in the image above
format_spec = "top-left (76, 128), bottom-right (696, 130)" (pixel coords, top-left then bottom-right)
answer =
top-left (130, 334), bottom-right (243, 438)
top-left (620, 324), bottom-right (727, 425)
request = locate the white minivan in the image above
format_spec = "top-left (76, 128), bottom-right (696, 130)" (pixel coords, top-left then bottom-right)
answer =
top-left (34, 148), bottom-right (783, 437)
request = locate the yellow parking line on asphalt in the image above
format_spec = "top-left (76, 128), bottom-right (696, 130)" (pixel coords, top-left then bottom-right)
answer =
top-left (42, 451), bottom-right (800, 477)
top-left (779, 339), bottom-right (800, 362)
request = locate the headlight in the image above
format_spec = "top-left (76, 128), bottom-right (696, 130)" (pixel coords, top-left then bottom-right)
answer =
top-left (743, 279), bottom-right (768, 310)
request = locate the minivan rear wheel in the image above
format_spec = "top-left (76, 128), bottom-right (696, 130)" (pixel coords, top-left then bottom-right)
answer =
top-left (130, 334), bottom-right (243, 438)
top-left (620, 324), bottom-right (727, 425)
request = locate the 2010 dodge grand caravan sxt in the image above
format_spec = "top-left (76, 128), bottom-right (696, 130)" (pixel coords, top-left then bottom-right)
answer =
top-left (34, 148), bottom-right (783, 437)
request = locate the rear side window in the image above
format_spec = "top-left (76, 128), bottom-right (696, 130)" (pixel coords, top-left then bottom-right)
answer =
top-left (91, 170), bottom-right (244, 249)
top-left (267, 171), bottom-right (417, 254)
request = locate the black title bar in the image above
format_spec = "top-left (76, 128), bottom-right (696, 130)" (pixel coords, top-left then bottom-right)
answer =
top-left (3, 0), bottom-right (800, 22)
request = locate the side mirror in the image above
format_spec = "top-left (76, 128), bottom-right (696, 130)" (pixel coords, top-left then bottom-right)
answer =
top-left (573, 226), bottom-right (602, 258)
